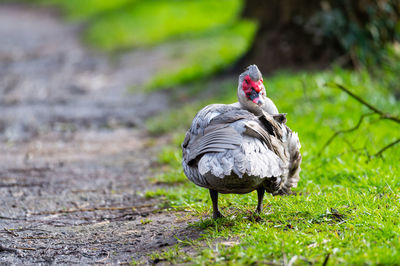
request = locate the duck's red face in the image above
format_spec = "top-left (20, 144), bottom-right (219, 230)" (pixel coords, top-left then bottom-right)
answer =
top-left (242, 75), bottom-right (264, 105)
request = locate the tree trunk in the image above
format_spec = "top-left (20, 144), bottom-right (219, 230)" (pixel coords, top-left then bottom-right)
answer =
top-left (240, 0), bottom-right (400, 74)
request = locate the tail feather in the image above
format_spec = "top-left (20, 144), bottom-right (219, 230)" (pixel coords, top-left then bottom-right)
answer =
top-left (274, 130), bottom-right (302, 195)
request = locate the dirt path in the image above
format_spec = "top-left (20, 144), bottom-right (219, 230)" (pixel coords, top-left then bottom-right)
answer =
top-left (0, 4), bottom-right (197, 264)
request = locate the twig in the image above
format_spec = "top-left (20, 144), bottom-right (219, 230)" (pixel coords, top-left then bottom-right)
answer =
top-left (319, 83), bottom-right (400, 157)
top-left (334, 83), bottom-right (400, 123)
top-left (318, 113), bottom-right (375, 156)
top-left (4, 228), bottom-right (18, 237)
top-left (373, 138), bottom-right (400, 158)
top-left (32, 204), bottom-right (155, 215)
top-left (16, 247), bottom-right (36, 251)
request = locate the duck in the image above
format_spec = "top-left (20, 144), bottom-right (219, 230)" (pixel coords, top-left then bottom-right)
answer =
top-left (181, 65), bottom-right (301, 219)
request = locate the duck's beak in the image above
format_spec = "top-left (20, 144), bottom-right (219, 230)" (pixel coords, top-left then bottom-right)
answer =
top-left (249, 89), bottom-right (264, 106)
top-left (255, 97), bottom-right (264, 106)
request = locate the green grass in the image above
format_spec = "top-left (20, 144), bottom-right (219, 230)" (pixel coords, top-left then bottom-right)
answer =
top-left (147, 67), bottom-right (400, 264)
top-left (85, 0), bottom-right (244, 50)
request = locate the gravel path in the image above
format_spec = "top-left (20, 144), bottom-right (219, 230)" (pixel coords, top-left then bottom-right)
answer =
top-left (0, 4), bottom-right (197, 264)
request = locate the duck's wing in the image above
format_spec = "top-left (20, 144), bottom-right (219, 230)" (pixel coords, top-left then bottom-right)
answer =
top-left (182, 104), bottom-right (244, 165)
top-left (182, 105), bottom-right (301, 194)
top-left (183, 105), bottom-right (288, 175)
top-left (198, 110), bottom-right (289, 178)
top-left (187, 104), bottom-right (240, 135)
top-left (183, 124), bottom-right (242, 165)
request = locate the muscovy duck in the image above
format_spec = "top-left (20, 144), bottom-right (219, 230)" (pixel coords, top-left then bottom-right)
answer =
top-left (182, 65), bottom-right (301, 219)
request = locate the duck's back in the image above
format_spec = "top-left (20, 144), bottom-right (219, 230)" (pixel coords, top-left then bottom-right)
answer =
top-left (182, 103), bottom-right (297, 194)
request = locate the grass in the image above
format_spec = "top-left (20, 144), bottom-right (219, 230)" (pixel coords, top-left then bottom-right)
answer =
top-left (84, 0), bottom-right (244, 50)
top-left (146, 67), bottom-right (400, 264)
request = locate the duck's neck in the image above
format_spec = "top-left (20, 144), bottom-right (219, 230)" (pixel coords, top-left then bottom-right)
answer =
top-left (261, 97), bottom-right (279, 115)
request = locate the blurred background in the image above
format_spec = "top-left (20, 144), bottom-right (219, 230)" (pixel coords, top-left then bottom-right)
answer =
top-left (0, 0), bottom-right (400, 264)
top-left (0, 0), bottom-right (399, 140)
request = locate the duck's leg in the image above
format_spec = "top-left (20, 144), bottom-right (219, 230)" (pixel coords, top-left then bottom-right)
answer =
top-left (209, 189), bottom-right (223, 219)
top-left (256, 187), bottom-right (265, 213)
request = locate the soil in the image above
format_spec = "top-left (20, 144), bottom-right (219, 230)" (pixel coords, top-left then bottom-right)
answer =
top-left (0, 4), bottom-right (199, 264)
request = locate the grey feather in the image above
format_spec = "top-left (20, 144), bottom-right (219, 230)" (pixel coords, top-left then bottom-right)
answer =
top-left (182, 66), bottom-right (301, 198)
top-left (184, 125), bottom-right (242, 165)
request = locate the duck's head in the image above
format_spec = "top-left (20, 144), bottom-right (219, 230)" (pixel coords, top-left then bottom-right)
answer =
top-left (237, 64), bottom-right (266, 114)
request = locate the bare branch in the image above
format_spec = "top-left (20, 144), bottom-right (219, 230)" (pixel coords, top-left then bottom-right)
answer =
top-left (334, 83), bottom-right (400, 123)
top-left (373, 138), bottom-right (400, 158)
top-left (318, 113), bottom-right (375, 156)
top-left (319, 83), bottom-right (400, 157)
top-left (3, 228), bottom-right (18, 237)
